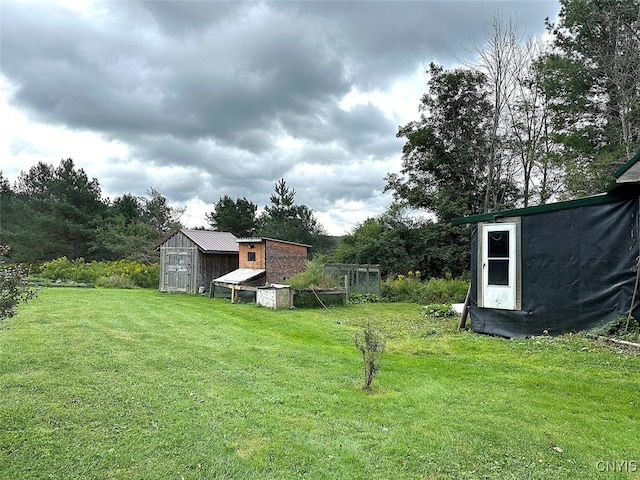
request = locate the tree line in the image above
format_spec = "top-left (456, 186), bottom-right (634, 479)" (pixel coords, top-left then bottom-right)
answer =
top-left (2, 0), bottom-right (639, 280)
top-left (0, 160), bottom-right (331, 264)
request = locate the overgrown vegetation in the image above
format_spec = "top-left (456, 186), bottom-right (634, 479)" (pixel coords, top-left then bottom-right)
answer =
top-left (35, 257), bottom-right (159, 288)
top-left (285, 257), bottom-right (340, 290)
top-left (590, 316), bottom-right (640, 343)
top-left (381, 271), bottom-right (469, 304)
top-left (348, 292), bottom-right (381, 304)
top-left (423, 303), bottom-right (456, 318)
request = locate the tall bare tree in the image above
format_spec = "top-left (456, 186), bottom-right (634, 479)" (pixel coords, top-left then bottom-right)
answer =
top-left (468, 13), bottom-right (521, 212)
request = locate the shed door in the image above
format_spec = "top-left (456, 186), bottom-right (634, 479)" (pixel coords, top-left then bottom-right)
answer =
top-left (478, 223), bottom-right (520, 310)
top-left (162, 247), bottom-right (196, 292)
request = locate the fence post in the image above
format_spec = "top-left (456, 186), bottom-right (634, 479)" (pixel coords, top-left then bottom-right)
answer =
top-left (344, 275), bottom-right (349, 304)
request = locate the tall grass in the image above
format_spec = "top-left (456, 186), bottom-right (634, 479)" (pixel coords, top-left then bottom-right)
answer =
top-left (381, 271), bottom-right (469, 304)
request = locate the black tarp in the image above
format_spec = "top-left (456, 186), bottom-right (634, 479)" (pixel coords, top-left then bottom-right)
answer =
top-left (469, 196), bottom-right (640, 338)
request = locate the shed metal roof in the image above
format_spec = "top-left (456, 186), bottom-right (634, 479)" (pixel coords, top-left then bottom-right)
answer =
top-left (180, 229), bottom-right (238, 253)
top-left (213, 268), bottom-right (266, 285)
top-left (614, 147), bottom-right (640, 180)
top-left (236, 237), bottom-right (312, 248)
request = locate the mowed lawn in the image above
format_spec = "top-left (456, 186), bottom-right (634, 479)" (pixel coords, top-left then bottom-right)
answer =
top-left (1, 289), bottom-right (638, 479)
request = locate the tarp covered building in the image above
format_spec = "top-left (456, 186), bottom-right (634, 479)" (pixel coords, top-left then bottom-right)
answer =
top-left (453, 149), bottom-right (640, 338)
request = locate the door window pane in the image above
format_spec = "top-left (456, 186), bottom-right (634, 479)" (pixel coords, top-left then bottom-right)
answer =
top-left (488, 259), bottom-right (509, 285)
top-left (488, 231), bottom-right (509, 258)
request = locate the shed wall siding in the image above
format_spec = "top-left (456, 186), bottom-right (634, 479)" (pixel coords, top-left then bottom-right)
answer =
top-left (199, 254), bottom-right (239, 289)
top-left (265, 240), bottom-right (307, 285)
top-left (239, 243), bottom-right (266, 269)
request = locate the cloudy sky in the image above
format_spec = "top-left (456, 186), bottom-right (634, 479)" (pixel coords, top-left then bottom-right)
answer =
top-left (1, 0), bottom-right (561, 235)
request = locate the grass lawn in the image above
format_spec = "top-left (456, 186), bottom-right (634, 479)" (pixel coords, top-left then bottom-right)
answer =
top-left (1, 288), bottom-right (639, 479)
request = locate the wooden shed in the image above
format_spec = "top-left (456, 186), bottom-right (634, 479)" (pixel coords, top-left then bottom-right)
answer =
top-left (159, 229), bottom-right (238, 293)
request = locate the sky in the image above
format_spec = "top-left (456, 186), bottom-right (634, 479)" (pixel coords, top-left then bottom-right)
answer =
top-left (0, 0), bottom-right (561, 235)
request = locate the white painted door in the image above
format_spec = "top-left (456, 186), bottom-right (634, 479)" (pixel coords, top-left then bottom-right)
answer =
top-left (480, 223), bottom-right (518, 310)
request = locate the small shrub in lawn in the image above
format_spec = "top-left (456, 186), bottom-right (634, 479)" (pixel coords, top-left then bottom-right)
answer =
top-left (353, 321), bottom-right (385, 390)
top-left (424, 303), bottom-right (455, 318)
top-left (0, 245), bottom-right (37, 321)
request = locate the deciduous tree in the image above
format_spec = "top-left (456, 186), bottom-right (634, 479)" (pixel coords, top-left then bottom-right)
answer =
top-left (386, 63), bottom-right (503, 222)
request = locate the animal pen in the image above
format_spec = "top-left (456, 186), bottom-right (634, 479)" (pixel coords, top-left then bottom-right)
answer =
top-left (323, 263), bottom-right (381, 296)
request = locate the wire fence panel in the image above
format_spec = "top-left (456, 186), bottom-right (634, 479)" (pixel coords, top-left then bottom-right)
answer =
top-left (323, 263), bottom-right (381, 296)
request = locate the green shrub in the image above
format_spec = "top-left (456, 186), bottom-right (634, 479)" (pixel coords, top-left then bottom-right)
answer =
top-left (1, 246), bottom-right (37, 321)
top-left (348, 293), bottom-right (381, 304)
top-left (424, 303), bottom-right (456, 318)
top-left (353, 322), bottom-right (385, 391)
top-left (591, 316), bottom-right (640, 342)
top-left (286, 259), bottom-right (340, 290)
top-left (422, 276), bottom-right (469, 304)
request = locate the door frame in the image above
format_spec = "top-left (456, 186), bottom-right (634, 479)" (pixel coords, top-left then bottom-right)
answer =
top-left (477, 220), bottom-right (521, 310)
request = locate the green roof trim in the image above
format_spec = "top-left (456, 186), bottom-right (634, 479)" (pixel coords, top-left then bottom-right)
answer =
top-left (452, 191), bottom-right (631, 225)
top-left (613, 147), bottom-right (640, 179)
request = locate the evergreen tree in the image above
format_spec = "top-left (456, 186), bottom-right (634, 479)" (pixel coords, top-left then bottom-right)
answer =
top-left (258, 179), bottom-right (325, 247)
top-left (206, 195), bottom-right (257, 237)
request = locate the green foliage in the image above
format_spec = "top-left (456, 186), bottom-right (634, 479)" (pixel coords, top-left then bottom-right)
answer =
top-left (381, 271), bottom-right (469, 304)
top-left (7, 159), bottom-right (106, 262)
top-left (0, 245), bottom-right (37, 321)
top-left (541, 0), bottom-right (640, 197)
top-left (353, 321), bottom-right (385, 390)
top-left (423, 303), bottom-right (456, 318)
top-left (143, 187), bottom-right (185, 242)
top-left (206, 195), bottom-right (258, 237)
top-left (348, 293), bottom-right (381, 304)
top-left (590, 316), bottom-right (640, 342)
top-left (421, 276), bottom-right (469, 304)
top-left (334, 204), bottom-right (470, 278)
top-left (2, 160), bottom-right (181, 264)
top-left (385, 63), bottom-right (498, 222)
top-left (258, 179), bottom-right (325, 248)
top-left (91, 216), bottom-right (159, 263)
top-left (38, 257), bottom-right (159, 288)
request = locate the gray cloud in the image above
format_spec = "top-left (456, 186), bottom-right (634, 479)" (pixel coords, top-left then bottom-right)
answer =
top-left (1, 0), bottom-right (561, 234)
